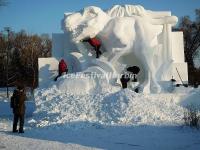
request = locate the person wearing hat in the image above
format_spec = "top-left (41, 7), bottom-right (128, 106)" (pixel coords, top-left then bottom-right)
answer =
top-left (81, 37), bottom-right (102, 58)
top-left (120, 74), bottom-right (130, 89)
top-left (54, 59), bottom-right (68, 81)
top-left (127, 66), bottom-right (140, 82)
top-left (10, 84), bottom-right (26, 133)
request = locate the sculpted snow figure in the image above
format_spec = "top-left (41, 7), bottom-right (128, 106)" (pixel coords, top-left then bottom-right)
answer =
top-left (61, 5), bottom-right (178, 93)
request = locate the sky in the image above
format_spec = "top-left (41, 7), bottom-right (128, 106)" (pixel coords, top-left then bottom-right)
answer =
top-left (0, 0), bottom-right (199, 35)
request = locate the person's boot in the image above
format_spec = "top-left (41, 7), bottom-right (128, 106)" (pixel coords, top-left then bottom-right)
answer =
top-left (134, 87), bottom-right (139, 93)
top-left (96, 50), bottom-right (99, 58)
top-left (19, 116), bottom-right (24, 133)
top-left (19, 130), bottom-right (24, 133)
top-left (12, 120), bottom-right (18, 133)
top-left (19, 128), bottom-right (24, 133)
top-left (12, 129), bottom-right (18, 133)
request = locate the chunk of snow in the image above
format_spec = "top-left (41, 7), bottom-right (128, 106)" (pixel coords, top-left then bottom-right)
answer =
top-left (56, 73), bottom-right (96, 94)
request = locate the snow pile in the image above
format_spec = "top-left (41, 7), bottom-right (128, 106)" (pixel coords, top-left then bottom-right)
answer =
top-left (193, 47), bottom-right (200, 69)
top-left (56, 73), bottom-right (96, 94)
top-left (32, 82), bottom-right (186, 129)
top-left (99, 90), bottom-right (184, 125)
top-left (179, 88), bottom-right (200, 108)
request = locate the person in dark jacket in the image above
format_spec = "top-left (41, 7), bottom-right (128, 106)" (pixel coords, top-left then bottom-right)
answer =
top-left (54, 59), bottom-right (68, 81)
top-left (81, 37), bottom-right (102, 58)
top-left (127, 66), bottom-right (140, 82)
top-left (10, 84), bottom-right (26, 133)
top-left (120, 74), bottom-right (130, 89)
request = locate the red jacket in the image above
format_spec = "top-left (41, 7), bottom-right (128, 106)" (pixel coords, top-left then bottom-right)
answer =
top-left (59, 59), bottom-right (67, 73)
top-left (88, 38), bottom-right (101, 47)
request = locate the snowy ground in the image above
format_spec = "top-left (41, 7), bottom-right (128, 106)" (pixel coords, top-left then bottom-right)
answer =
top-left (1, 119), bottom-right (200, 150)
top-left (1, 83), bottom-right (200, 150)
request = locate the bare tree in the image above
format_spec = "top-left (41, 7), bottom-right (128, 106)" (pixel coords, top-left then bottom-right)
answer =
top-left (178, 9), bottom-right (200, 85)
top-left (0, 30), bottom-right (52, 89)
top-left (13, 31), bottom-right (52, 88)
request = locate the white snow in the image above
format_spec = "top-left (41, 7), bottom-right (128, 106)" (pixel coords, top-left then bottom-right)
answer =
top-left (60, 5), bottom-right (188, 93)
top-left (56, 74), bottom-right (97, 94)
top-left (1, 85), bottom-right (200, 150)
top-left (0, 4), bottom-right (198, 150)
top-left (33, 86), bottom-right (181, 127)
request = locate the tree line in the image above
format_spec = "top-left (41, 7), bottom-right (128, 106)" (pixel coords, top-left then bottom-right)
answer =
top-left (0, 30), bottom-right (52, 89)
top-left (176, 8), bottom-right (200, 85)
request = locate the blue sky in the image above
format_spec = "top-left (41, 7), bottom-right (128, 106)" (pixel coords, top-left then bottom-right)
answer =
top-left (0, 0), bottom-right (199, 35)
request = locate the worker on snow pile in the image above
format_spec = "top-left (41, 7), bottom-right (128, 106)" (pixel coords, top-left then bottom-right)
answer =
top-left (120, 74), bottom-right (130, 89)
top-left (54, 59), bottom-right (68, 81)
top-left (10, 83), bottom-right (26, 133)
top-left (80, 37), bottom-right (102, 58)
top-left (127, 66), bottom-right (140, 82)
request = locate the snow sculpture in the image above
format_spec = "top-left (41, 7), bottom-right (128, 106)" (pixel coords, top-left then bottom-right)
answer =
top-left (38, 5), bottom-right (188, 93)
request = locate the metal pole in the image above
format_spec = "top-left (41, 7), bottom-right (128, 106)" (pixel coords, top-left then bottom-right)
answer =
top-left (175, 67), bottom-right (184, 85)
top-left (6, 44), bottom-right (9, 97)
top-left (4, 27), bottom-right (10, 98)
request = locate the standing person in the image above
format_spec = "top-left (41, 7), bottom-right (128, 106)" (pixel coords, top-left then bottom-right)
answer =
top-left (120, 74), bottom-right (130, 89)
top-left (10, 84), bottom-right (26, 133)
top-left (54, 59), bottom-right (68, 81)
top-left (81, 37), bottom-right (102, 58)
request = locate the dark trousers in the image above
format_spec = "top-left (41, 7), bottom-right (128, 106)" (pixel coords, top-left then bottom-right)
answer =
top-left (13, 114), bottom-right (24, 132)
top-left (120, 77), bottom-right (130, 89)
top-left (54, 69), bottom-right (68, 81)
top-left (54, 72), bottom-right (62, 81)
top-left (121, 82), bottom-right (128, 89)
top-left (94, 46), bottom-right (102, 58)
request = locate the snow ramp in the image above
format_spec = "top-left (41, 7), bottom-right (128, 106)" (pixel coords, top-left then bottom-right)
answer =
top-left (33, 85), bottom-right (185, 128)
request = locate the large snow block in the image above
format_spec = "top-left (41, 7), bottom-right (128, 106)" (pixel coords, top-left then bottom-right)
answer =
top-left (57, 74), bottom-right (96, 95)
top-left (38, 57), bottom-right (59, 87)
top-left (171, 32), bottom-right (185, 62)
